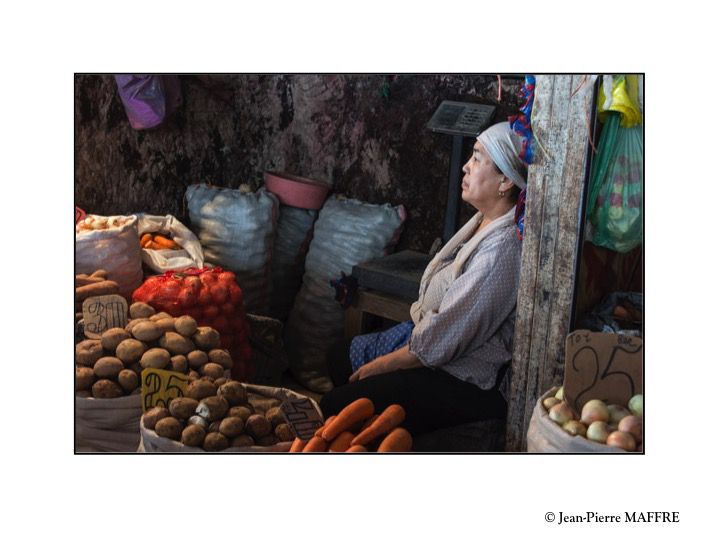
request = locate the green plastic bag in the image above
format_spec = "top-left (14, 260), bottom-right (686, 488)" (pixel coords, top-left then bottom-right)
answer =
top-left (586, 111), bottom-right (643, 253)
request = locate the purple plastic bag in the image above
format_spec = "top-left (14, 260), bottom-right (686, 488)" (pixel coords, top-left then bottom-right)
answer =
top-left (114, 75), bottom-right (182, 130)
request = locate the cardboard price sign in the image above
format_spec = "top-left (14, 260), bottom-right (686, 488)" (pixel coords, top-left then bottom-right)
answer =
top-left (141, 368), bottom-right (191, 412)
top-left (82, 294), bottom-right (128, 338)
top-left (563, 331), bottom-right (643, 415)
top-left (281, 398), bottom-right (324, 441)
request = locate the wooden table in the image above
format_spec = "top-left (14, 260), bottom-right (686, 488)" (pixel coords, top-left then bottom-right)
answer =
top-left (344, 288), bottom-right (413, 338)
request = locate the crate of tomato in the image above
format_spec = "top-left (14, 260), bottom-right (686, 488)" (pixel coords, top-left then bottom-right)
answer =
top-left (132, 267), bottom-right (254, 381)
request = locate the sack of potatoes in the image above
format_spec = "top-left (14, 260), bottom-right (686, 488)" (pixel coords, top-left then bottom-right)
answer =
top-left (139, 383), bottom-right (321, 452)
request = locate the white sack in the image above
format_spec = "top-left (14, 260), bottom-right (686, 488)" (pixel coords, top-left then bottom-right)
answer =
top-left (136, 213), bottom-right (204, 273)
top-left (75, 394), bottom-right (142, 452)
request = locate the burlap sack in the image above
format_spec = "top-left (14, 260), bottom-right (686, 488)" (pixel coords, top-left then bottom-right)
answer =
top-left (75, 394), bottom-right (142, 452)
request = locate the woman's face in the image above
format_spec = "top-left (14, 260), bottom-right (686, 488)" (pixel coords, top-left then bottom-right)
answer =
top-left (461, 142), bottom-right (506, 210)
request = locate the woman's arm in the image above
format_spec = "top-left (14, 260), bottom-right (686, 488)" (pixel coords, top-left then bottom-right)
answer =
top-left (349, 344), bottom-right (422, 382)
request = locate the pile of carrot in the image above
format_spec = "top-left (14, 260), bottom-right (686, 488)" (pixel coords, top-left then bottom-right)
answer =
top-left (289, 398), bottom-right (412, 453)
top-left (140, 233), bottom-right (181, 250)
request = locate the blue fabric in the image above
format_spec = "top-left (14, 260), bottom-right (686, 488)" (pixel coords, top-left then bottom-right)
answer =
top-left (349, 321), bottom-right (415, 373)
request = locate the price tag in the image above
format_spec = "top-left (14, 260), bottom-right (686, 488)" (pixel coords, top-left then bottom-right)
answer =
top-left (82, 294), bottom-right (128, 338)
top-left (563, 331), bottom-right (643, 415)
top-left (141, 368), bottom-right (191, 412)
top-left (280, 398), bottom-right (324, 441)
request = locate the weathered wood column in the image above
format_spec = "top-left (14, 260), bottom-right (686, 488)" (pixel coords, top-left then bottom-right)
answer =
top-left (505, 75), bottom-right (596, 451)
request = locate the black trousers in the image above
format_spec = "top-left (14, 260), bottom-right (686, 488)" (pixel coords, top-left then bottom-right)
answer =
top-left (320, 338), bottom-right (507, 436)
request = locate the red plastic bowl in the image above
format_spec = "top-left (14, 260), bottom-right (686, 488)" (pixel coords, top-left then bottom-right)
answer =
top-left (264, 171), bottom-right (330, 210)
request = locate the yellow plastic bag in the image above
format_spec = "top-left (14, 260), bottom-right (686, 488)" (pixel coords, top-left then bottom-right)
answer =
top-left (598, 75), bottom-right (642, 128)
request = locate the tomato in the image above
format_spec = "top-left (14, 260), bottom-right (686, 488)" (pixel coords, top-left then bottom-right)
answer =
top-left (199, 271), bottom-right (217, 288)
top-left (197, 288), bottom-right (213, 306)
top-left (159, 279), bottom-right (182, 299)
top-left (184, 276), bottom-right (202, 295)
top-left (186, 307), bottom-right (202, 321)
top-left (220, 333), bottom-right (234, 350)
top-left (228, 283), bottom-right (243, 305)
top-left (202, 304), bottom-right (219, 320)
top-left (220, 302), bottom-right (235, 317)
top-left (212, 315), bottom-right (230, 333)
top-left (178, 287), bottom-right (198, 308)
top-left (217, 271), bottom-right (237, 283)
top-left (209, 284), bottom-right (227, 304)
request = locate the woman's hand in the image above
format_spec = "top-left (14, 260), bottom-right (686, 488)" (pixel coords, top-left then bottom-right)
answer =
top-left (348, 355), bottom-right (392, 382)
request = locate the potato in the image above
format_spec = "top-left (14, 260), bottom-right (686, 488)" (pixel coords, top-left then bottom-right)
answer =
top-left (186, 379), bottom-right (217, 401)
top-left (93, 356), bottom-right (124, 379)
top-left (116, 339), bottom-right (147, 365)
top-left (100, 328), bottom-right (131, 352)
top-left (187, 350), bottom-right (209, 370)
top-left (208, 421), bottom-right (221, 433)
top-left (257, 434), bottom-right (279, 446)
top-left (156, 317), bottom-right (178, 333)
top-left (125, 317), bottom-right (149, 333)
top-left (149, 311), bottom-right (172, 321)
top-left (159, 332), bottom-right (195, 355)
top-left (155, 417), bottom-right (183, 440)
top-left (143, 407), bottom-right (171, 430)
top-left (118, 369), bottom-right (139, 393)
top-left (140, 348), bottom-right (171, 369)
top-left (274, 423), bottom-right (294, 442)
top-left (131, 387), bottom-right (142, 395)
top-left (200, 362), bottom-right (224, 380)
top-left (92, 379), bottom-right (124, 399)
top-left (128, 362), bottom-right (144, 377)
top-left (76, 366), bottom-right (95, 391)
top-left (218, 381), bottom-right (248, 406)
top-left (170, 355), bottom-right (188, 373)
top-left (132, 321), bottom-right (163, 342)
top-left (76, 390), bottom-right (92, 398)
top-left (214, 377), bottom-right (228, 387)
top-left (245, 414), bottom-right (272, 439)
top-left (169, 397), bottom-right (200, 420)
top-left (192, 327), bottom-right (221, 350)
top-left (197, 396), bottom-right (230, 422)
top-left (203, 432), bottom-right (229, 452)
top-left (76, 339), bottom-right (103, 367)
top-left (227, 405), bottom-right (254, 423)
top-left (181, 424), bottom-right (206, 447)
top-left (208, 349), bottom-right (233, 369)
top-left (265, 407), bottom-right (286, 428)
top-left (129, 302), bottom-right (155, 319)
top-left (175, 315), bottom-right (198, 337)
top-left (230, 435), bottom-right (255, 447)
top-left (188, 370), bottom-right (200, 381)
top-left (219, 417), bottom-right (244, 438)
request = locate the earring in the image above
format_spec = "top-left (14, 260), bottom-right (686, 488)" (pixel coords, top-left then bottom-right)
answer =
top-left (498, 190), bottom-right (506, 198)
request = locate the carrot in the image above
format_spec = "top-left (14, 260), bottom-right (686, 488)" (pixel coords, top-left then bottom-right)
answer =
top-left (328, 432), bottom-right (355, 453)
top-left (301, 436), bottom-right (328, 453)
top-left (140, 233), bottom-right (153, 247)
top-left (351, 404), bottom-right (406, 447)
top-left (346, 445), bottom-right (368, 453)
top-left (153, 235), bottom-right (179, 249)
top-left (359, 414), bottom-right (379, 431)
top-left (321, 398), bottom-right (374, 442)
top-left (315, 416), bottom-right (336, 438)
top-left (289, 437), bottom-right (307, 453)
top-left (75, 280), bottom-right (120, 302)
top-left (377, 427), bottom-right (413, 453)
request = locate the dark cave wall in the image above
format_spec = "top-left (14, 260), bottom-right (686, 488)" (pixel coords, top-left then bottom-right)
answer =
top-left (75, 74), bottom-right (523, 251)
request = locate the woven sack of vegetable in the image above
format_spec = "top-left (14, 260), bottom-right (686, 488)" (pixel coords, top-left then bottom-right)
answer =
top-left (138, 384), bottom-right (322, 452)
top-left (285, 196), bottom-right (406, 393)
top-left (185, 184), bottom-right (278, 315)
top-left (526, 388), bottom-right (626, 453)
top-left (75, 215), bottom-right (143, 299)
top-left (75, 394), bottom-right (142, 452)
top-left (269, 206), bottom-right (318, 321)
top-left (136, 213), bottom-right (204, 273)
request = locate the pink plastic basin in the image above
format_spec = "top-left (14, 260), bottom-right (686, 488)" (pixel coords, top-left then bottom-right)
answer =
top-left (264, 171), bottom-right (330, 210)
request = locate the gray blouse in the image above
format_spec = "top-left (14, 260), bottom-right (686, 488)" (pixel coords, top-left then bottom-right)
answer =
top-left (408, 206), bottom-right (522, 393)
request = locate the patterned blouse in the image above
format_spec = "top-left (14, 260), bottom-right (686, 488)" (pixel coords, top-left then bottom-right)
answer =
top-left (408, 206), bottom-right (522, 392)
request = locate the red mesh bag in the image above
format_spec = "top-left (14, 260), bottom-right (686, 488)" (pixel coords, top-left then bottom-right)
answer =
top-left (132, 267), bottom-right (254, 381)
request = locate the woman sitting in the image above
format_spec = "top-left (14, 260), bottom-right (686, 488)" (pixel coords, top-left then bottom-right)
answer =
top-left (320, 121), bottom-right (527, 436)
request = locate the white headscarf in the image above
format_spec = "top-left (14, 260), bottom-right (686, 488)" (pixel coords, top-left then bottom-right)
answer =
top-left (477, 121), bottom-right (527, 189)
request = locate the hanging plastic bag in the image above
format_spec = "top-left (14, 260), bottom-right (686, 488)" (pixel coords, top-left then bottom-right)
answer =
top-left (114, 75), bottom-right (182, 130)
top-left (586, 112), bottom-right (643, 253)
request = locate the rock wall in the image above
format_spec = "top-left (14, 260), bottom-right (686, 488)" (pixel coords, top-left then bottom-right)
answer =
top-left (75, 74), bottom-right (523, 251)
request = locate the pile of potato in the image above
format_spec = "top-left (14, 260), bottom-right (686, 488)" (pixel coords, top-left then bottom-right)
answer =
top-left (142, 381), bottom-right (295, 451)
top-left (75, 301), bottom-right (235, 399)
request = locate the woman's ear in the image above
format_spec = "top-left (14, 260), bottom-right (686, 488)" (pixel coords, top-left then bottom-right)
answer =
top-left (499, 177), bottom-right (514, 196)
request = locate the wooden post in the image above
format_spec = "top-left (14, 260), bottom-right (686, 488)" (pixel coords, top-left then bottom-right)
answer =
top-left (505, 75), bottom-right (596, 452)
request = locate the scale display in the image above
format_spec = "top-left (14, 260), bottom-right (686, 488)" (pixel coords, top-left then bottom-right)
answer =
top-left (426, 101), bottom-right (496, 137)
